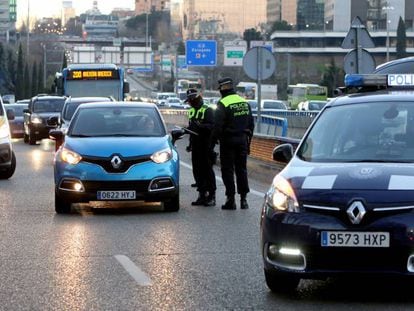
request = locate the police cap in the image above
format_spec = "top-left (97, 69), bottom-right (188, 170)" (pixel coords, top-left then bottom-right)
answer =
top-left (217, 77), bottom-right (234, 90)
top-left (186, 88), bottom-right (199, 101)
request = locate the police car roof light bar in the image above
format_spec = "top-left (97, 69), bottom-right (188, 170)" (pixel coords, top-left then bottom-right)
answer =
top-left (345, 74), bottom-right (387, 88)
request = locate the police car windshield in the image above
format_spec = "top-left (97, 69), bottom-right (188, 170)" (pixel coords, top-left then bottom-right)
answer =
top-left (297, 101), bottom-right (414, 163)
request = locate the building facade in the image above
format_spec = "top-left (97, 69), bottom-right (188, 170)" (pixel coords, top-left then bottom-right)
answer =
top-left (0, 0), bottom-right (16, 42)
top-left (135, 0), bottom-right (170, 14)
top-left (267, 0), bottom-right (281, 25)
top-left (181, 0), bottom-right (267, 39)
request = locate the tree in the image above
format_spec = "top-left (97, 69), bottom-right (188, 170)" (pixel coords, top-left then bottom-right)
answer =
top-left (269, 20), bottom-right (293, 33)
top-left (15, 44), bottom-right (24, 100)
top-left (320, 58), bottom-right (344, 97)
top-left (31, 62), bottom-right (38, 96)
top-left (23, 62), bottom-right (31, 99)
top-left (243, 28), bottom-right (262, 48)
top-left (38, 61), bottom-right (44, 94)
top-left (396, 16), bottom-right (407, 59)
top-left (7, 49), bottom-right (16, 87)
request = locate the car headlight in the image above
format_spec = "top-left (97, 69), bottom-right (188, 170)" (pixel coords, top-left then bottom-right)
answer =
top-left (151, 148), bottom-right (172, 164)
top-left (31, 114), bottom-right (42, 124)
top-left (0, 121), bottom-right (10, 139)
top-left (265, 175), bottom-right (299, 212)
top-left (61, 147), bottom-right (82, 165)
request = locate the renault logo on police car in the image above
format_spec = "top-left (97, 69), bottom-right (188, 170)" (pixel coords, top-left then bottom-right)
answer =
top-left (347, 201), bottom-right (366, 225)
top-left (111, 155), bottom-right (122, 169)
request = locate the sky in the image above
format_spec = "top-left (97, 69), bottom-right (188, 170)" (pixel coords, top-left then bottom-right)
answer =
top-left (17, 0), bottom-right (135, 23)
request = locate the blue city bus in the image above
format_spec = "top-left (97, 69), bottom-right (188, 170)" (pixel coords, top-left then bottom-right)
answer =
top-left (55, 63), bottom-right (129, 100)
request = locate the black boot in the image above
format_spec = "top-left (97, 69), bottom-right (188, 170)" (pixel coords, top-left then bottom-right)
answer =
top-left (240, 194), bottom-right (249, 209)
top-left (221, 196), bottom-right (236, 210)
top-left (191, 183), bottom-right (198, 188)
top-left (192, 192), bottom-right (207, 206)
top-left (204, 192), bottom-right (216, 206)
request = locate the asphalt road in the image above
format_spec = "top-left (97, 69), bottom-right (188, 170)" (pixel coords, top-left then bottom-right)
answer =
top-left (1, 138), bottom-right (414, 310)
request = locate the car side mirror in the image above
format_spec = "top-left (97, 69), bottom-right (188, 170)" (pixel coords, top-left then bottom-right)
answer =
top-left (23, 108), bottom-right (30, 114)
top-left (272, 143), bottom-right (294, 163)
top-left (47, 116), bottom-right (60, 127)
top-left (171, 128), bottom-right (185, 145)
top-left (49, 129), bottom-right (64, 141)
top-left (6, 108), bottom-right (15, 121)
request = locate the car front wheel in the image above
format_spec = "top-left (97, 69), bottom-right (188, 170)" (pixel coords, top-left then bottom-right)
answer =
top-left (0, 151), bottom-right (16, 179)
top-left (264, 269), bottom-right (300, 293)
top-left (55, 192), bottom-right (72, 214)
top-left (23, 133), bottom-right (29, 143)
top-left (164, 193), bottom-right (180, 212)
top-left (29, 130), bottom-right (36, 145)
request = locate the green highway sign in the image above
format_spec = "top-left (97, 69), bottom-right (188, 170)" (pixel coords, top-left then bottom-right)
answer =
top-left (227, 51), bottom-right (244, 58)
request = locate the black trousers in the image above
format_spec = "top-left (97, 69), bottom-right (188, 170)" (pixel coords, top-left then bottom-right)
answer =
top-left (219, 139), bottom-right (249, 197)
top-left (191, 141), bottom-right (216, 194)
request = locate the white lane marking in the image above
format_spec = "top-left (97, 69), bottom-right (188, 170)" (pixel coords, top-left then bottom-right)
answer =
top-left (115, 255), bottom-right (152, 286)
top-left (180, 161), bottom-right (265, 197)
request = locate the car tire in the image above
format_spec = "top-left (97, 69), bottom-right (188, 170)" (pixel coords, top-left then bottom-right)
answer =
top-left (164, 193), bottom-right (180, 212)
top-left (264, 270), bottom-right (300, 293)
top-left (23, 133), bottom-right (29, 143)
top-left (29, 131), bottom-right (36, 145)
top-left (55, 192), bottom-right (72, 214)
top-left (0, 151), bottom-right (16, 179)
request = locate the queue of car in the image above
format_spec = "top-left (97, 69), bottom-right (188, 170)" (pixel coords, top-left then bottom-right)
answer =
top-left (5, 56), bottom-right (414, 295)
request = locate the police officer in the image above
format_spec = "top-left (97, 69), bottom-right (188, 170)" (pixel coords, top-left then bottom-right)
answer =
top-left (186, 88), bottom-right (216, 206)
top-left (212, 78), bottom-right (254, 210)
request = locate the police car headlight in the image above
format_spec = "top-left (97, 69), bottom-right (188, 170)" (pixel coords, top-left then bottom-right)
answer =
top-left (61, 147), bottom-right (82, 165)
top-left (266, 175), bottom-right (299, 212)
top-left (31, 114), bottom-right (42, 124)
top-left (151, 148), bottom-right (172, 164)
top-left (0, 122), bottom-right (10, 139)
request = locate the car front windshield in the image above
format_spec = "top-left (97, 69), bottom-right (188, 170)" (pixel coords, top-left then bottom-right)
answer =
top-left (33, 99), bottom-right (65, 113)
top-left (69, 107), bottom-right (166, 137)
top-left (298, 101), bottom-right (414, 163)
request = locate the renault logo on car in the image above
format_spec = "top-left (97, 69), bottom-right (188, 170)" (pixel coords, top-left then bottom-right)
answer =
top-left (111, 155), bottom-right (122, 169)
top-left (347, 201), bottom-right (366, 224)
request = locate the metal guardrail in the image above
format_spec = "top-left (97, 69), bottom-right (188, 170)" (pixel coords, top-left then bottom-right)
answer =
top-left (160, 108), bottom-right (319, 139)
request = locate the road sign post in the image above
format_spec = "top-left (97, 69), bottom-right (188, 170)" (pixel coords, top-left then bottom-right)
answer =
top-left (342, 16), bottom-right (376, 74)
top-left (243, 47), bottom-right (276, 133)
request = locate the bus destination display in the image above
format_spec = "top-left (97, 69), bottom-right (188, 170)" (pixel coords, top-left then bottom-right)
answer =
top-left (67, 69), bottom-right (119, 80)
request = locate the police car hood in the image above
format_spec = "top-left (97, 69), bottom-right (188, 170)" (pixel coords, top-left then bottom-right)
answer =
top-left (282, 157), bottom-right (414, 206)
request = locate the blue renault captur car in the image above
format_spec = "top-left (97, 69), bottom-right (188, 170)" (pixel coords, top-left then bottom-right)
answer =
top-left (50, 102), bottom-right (183, 214)
top-left (261, 73), bottom-right (414, 292)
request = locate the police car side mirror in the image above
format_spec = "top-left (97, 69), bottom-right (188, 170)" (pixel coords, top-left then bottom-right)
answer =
top-left (273, 143), bottom-right (294, 163)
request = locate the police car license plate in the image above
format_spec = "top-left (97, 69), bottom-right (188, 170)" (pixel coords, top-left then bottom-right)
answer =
top-left (97, 190), bottom-right (136, 200)
top-left (321, 231), bottom-right (390, 247)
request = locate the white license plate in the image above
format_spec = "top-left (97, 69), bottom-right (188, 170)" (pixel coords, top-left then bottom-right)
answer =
top-left (97, 190), bottom-right (136, 200)
top-left (321, 231), bottom-right (390, 247)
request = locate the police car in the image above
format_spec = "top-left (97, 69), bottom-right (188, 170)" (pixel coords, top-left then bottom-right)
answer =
top-left (261, 73), bottom-right (414, 292)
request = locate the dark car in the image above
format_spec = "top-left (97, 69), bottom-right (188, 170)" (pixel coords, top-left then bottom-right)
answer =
top-left (7, 103), bottom-right (29, 138)
top-left (0, 98), bottom-right (16, 179)
top-left (23, 95), bottom-right (66, 145)
top-left (261, 73), bottom-right (414, 292)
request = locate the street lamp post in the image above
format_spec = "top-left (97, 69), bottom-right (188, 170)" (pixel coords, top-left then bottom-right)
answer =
top-left (382, 5), bottom-right (394, 62)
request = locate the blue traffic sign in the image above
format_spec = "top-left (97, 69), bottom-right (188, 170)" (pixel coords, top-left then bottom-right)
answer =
top-left (186, 40), bottom-right (217, 66)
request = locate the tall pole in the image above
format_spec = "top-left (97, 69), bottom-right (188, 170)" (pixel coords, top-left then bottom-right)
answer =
top-left (26, 0), bottom-right (30, 56)
top-left (145, 12), bottom-right (148, 69)
top-left (386, 10), bottom-right (389, 62)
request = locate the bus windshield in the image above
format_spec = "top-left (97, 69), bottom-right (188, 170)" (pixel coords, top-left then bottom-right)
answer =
top-left (65, 80), bottom-right (121, 100)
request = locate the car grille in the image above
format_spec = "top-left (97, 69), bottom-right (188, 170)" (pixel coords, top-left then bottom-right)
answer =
top-left (306, 247), bottom-right (407, 272)
top-left (303, 204), bottom-right (413, 226)
top-left (82, 154), bottom-right (152, 173)
top-left (82, 180), bottom-right (151, 192)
